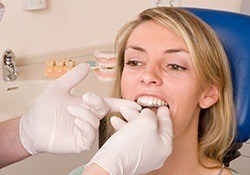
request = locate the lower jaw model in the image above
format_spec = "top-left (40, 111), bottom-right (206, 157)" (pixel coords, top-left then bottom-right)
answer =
top-left (94, 67), bottom-right (116, 82)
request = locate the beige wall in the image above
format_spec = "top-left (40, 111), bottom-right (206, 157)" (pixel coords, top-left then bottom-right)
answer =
top-left (0, 0), bottom-right (243, 57)
top-left (0, 0), bottom-right (150, 56)
top-left (242, 0), bottom-right (250, 15)
top-left (181, 0), bottom-right (243, 12)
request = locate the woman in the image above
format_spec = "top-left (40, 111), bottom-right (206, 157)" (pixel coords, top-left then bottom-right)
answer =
top-left (69, 7), bottom-right (238, 175)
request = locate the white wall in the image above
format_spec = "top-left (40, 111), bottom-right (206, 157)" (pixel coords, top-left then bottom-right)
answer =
top-left (0, 0), bottom-right (150, 56)
top-left (0, 0), bottom-right (244, 57)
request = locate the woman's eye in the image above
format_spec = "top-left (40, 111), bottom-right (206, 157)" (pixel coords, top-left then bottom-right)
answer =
top-left (167, 64), bottom-right (187, 71)
top-left (125, 60), bottom-right (144, 67)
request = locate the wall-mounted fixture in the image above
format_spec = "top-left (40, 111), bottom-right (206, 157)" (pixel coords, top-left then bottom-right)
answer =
top-left (2, 49), bottom-right (18, 81)
top-left (241, 0), bottom-right (250, 15)
top-left (0, 0), bottom-right (5, 22)
top-left (22, 0), bottom-right (46, 11)
top-left (152, 0), bottom-right (180, 7)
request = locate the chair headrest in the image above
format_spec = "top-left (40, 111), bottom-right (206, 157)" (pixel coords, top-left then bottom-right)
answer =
top-left (186, 8), bottom-right (250, 142)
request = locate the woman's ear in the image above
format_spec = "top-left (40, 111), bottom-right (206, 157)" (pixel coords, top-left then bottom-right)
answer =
top-left (199, 85), bottom-right (219, 109)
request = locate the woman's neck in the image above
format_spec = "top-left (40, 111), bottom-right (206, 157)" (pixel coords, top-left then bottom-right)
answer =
top-left (145, 122), bottom-right (222, 175)
top-left (146, 109), bottom-right (221, 175)
top-left (149, 126), bottom-right (201, 175)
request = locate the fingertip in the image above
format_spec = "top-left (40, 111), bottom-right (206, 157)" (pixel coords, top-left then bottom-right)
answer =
top-left (82, 61), bottom-right (91, 68)
top-left (124, 100), bottom-right (142, 111)
top-left (82, 93), bottom-right (102, 106)
top-left (141, 108), bottom-right (153, 114)
top-left (105, 98), bottom-right (142, 113)
top-left (82, 93), bottom-right (89, 104)
top-left (69, 63), bottom-right (90, 79)
top-left (82, 93), bottom-right (109, 117)
top-left (157, 107), bottom-right (172, 123)
top-left (74, 117), bottom-right (87, 126)
top-left (136, 103), bottom-right (142, 111)
top-left (110, 117), bottom-right (117, 130)
top-left (110, 116), bottom-right (126, 131)
top-left (157, 106), bottom-right (170, 116)
top-left (110, 116), bottom-right (114, 121)
top-left (130, 101), bottom-right (142, 111)
top-left (78, 103), bottom-right (91, 111)
top-left (74, 118), bottom-right (96, 142)
top-left (120, 106), bottom-right (130, 113)
top-left (110, 116), bottom-right (117, 125)
top-left (74, 117), bottom-right (79, 125)
top-left (67, 105), bottom-right (76, 113)
top-left (120, 106), bottom-right (135, 117)
top-left (82, 92), bottom-right (95, 102)
top-left (77, 62), bottom-right (90, 71)
top-left (54, 62), bottom-right (90, 91)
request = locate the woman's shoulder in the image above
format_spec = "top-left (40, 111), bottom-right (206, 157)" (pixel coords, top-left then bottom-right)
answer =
top-left (224, 168), bottom-right (240, 175)
top-left (229, 170), bottom-right (240, 175)
top-left (218, 167), bottom-right (240, 175)
top-left (67, 164), bottom-right (85, 175)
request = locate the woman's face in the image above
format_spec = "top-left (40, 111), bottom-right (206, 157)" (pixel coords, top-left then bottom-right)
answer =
top-left (121, 20), bottom-right (206, 138)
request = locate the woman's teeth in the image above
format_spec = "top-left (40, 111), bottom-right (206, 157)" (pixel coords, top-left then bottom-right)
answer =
top-left (136, 96), bottom-right (167, 107)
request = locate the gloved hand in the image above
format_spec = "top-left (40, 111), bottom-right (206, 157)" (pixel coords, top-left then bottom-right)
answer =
top-left (67, 92), bottom-right (142, 153)
top-left (86, 106), bottom-right (173, 175)
top-left (67, 92), bottom-right (142, 130)
top-left (19, 63), bottom-right (141, 155)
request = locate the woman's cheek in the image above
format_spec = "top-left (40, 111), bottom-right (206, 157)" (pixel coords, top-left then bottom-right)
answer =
top-left (121, 77), bottom-right (131, 99)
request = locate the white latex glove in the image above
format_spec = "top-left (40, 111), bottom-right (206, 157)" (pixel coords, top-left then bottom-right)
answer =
top-left (67, 93), bottom-right (142, 152)
top-left (87, 106), bottom-right (173, 175)
top-left (20, 63), bottom-right (141, 155)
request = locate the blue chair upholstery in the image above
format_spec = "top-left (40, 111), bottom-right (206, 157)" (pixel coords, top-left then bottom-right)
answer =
top-left (186, 8), bottom-right (250, 142)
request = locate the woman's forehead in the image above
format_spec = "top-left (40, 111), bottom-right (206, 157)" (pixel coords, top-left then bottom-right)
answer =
top-left (126, 21), bottom-right (189, 54)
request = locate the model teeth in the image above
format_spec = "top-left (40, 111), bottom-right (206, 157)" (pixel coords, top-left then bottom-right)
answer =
top-left (98, 62), bottom-right (117, 67)
top-left (136, 96), bottom-right (166, 107)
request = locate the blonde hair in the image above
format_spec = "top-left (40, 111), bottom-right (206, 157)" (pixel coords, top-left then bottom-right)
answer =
top-left (100, 7), bottom-right (236, 167)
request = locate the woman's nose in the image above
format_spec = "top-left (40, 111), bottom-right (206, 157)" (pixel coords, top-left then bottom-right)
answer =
top-left (140, 65), bottom-right (162, 86)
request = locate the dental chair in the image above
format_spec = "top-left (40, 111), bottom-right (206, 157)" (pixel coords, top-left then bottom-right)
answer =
top-left (186, 8), bottom-right (250, 166)
top-left (186, 8), bottom-right (250, 143)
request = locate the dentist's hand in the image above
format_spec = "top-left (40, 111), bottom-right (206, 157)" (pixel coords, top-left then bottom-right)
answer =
top-left (86, 106), bottom-right (173, 175)
top-left (19, 63), bottom-right (91, 154)
top-left (19, 62), bottom-right (141, 155)
top-left (67, 93), bottom-right (142, 154)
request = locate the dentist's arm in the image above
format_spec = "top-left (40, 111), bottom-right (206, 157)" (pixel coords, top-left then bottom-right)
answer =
top-left (0, 63), bottom-right (90, 168)
top-left (20, 62), bottom-right (140, 155)
top-left (19, 63), bottom-right (92, 155)
top-left (0, 63), bottom-right (141, 168)
top-left (82, 163), bottom-right (110, 175)
top-left (0, 117), bottom-right (30, 168)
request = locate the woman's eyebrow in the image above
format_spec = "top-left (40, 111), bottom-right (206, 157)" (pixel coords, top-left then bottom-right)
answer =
top-left (125, 45), bottom-right (189, 54)
top-left (164, 48), bottom-right (189, 54)
top-left (125, 45), bottom-right (147, 53)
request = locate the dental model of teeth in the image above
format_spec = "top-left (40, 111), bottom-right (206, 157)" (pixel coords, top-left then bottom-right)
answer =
top-left (45, 58), bottom-right (75, 78)
top-left (136, 96), bottom-right (166, 107)
top-left (94, 50), bottom-right (117, 82)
